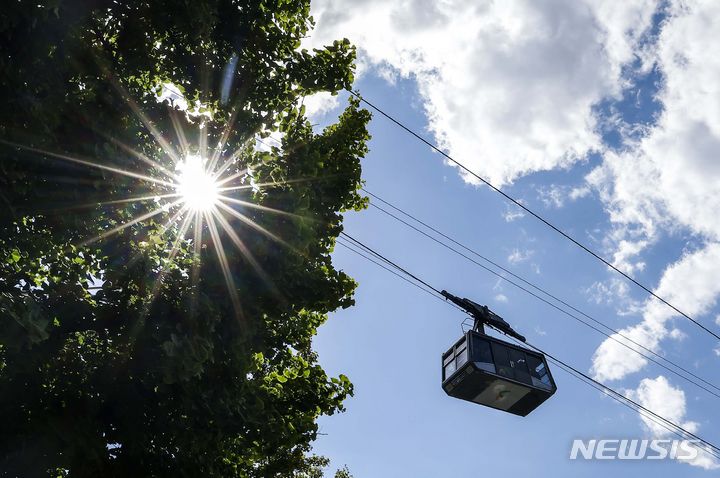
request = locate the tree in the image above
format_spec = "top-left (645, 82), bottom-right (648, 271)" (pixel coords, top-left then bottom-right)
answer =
top-left (333, 466), bottom-right (354, 478)
top-left (0, 1), bottom-right (370, 476)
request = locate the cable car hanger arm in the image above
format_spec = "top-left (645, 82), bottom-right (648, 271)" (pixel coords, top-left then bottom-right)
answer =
top-left (440, 290), bottom-right (527, 343)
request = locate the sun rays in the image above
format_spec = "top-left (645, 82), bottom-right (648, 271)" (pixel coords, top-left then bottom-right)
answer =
top-left (175, 154), bottom-right (221, 211)
top-left (0, 100), bottom-right (307, 321)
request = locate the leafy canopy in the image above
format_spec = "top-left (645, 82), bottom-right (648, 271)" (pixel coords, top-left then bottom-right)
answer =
top-left (0, 1), bottom-right (370, 476)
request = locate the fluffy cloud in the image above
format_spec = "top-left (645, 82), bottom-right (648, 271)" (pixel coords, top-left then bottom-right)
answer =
top-left (301, 91), bottom-right (341, 121)
top-left (584, 277), bottom-right (632, 308)
top-left (308, 0), bottom-right (658, 185)
top-left (503, 205), bottom-right (525, 222)
top-left (627, 376), bottom-right (697, 436)
top-left (609, 237), bottom-right (648, 275)
top-left (588, 0), bottom-right (720, 247)
top-left (536, 184), bottom-right (591, 209)
top-left (591, 243), bottom-right (720, 381)
top-left (627, 376), bottom-right (719, 469)
top-left (507, 248), bottom-right (534, 265)
top-left (588, 1), bottom-right (720, 387)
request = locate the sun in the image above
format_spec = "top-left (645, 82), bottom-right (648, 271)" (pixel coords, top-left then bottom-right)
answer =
top-left (175, 153), bottom-right (220, 211)
top-left (5, 110), bottom-right (297, 320)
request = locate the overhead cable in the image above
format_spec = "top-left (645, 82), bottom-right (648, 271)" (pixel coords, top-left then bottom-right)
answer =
top-left (350, 91), bottom-right (720, 342)
top-left (361, 188), bottom-right (720, 399)
top-left (338, 231), bottom-right (720, 459)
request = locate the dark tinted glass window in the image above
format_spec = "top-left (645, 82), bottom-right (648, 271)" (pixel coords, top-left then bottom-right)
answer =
top-left (456, 348), bottom-right (468, 368)
top-left (472, 335), bottom-right (493, 363)
top-left (527, 353), bottom-right (552, 390)
top-left (508, 349), bottom-right (531, 385)
top-left (444, 361), bottom-right (456, 380)
top-left (491, 342), bottom-right (513, 379)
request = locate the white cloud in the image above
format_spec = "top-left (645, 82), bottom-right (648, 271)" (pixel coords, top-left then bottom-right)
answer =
top-left (503, 206), bottom-right (525, 223)
top-left (584, 277), bottom-right (632, 307)
top-left (626, 376), bottom-right (719, 470)
top-left (610, 237), bottom-right (648, 275)
top-left (537, 184), bottom-right (592, 209)
top-left (507, 248), bottom-right (533, 265)
top-left (492, 278), bottom-right (504, 292)
top-left (588, 0), bottom-right (720, 246)
top-left (591, 243), bottom-right (720, 382)
top-left (591, 325), bottom-right (655, 382)
top-left (301, 91), bottom-right (341, 121)
top-left (308, 0), bottom-right (658, 185)
top-left (626, 376), bottom-right (697, 436)
top-left (569, 185), bottom-right (591, 201)
top-left (494, 294), bottom-right (508, 303)
top-left (537, 185), bottom-right (567, 209)
top-left (668, 328), bottom-right (687, 341)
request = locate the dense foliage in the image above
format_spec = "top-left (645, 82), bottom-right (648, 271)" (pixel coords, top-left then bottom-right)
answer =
top-left (0, 1), bottom-right (370, 476)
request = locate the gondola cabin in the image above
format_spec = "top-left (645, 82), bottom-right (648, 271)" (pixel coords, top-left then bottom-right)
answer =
top-left (442, 330), bottom-right (556, 416)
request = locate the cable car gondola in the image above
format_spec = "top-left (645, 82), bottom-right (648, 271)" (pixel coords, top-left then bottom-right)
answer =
top-left (440, 291), bottom-right (556, 416)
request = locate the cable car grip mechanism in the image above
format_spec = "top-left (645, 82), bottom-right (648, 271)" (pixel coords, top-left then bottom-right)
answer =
top-left (440, 290), bottom-right (526, 343)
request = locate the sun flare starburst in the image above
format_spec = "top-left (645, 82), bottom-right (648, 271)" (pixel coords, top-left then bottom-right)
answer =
top-left (175, 154), bottom-right (220, 211)
top-left (2, 85), bottom-right (309, 321)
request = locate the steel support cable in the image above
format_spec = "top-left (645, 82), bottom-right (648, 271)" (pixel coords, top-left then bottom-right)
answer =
top-left (336, 237), bottom-right (461, 310)
top-left (200, 123), bottom-right (720, 435)
top-left (262, 131), bottom-right (720, 397)
top-left (534, 348), bottom-right (720, 460)
top-left (337, 232), bottom-right (720, 458)
top-left (361, 188), bottom-right (720, 398)
top-left (515, 337), bottom-right (720, 460)
top-left (340, 232), bottom-right (443, 296)
top-left (350, 91), bottom-right (720, 342)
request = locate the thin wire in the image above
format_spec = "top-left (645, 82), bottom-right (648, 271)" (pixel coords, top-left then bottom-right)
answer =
top-left (362, 188), bottom-right (720, 398)
top-left (336, 238), bottom-right (456, 308)
top-left (336, 232), bottom-right (720, 458)
top-left (262, 93), bottom-right (720, 392)
top-left (351, 91), bottom-right (720, 342)
top-left (536, 348), bottom-right (720, 460)
top-left (267, 98), bottom-right (720, 448)
top-left (517, 337), bottom-right (720, 459)
top-left (340, 232), bottom-right (443, 295)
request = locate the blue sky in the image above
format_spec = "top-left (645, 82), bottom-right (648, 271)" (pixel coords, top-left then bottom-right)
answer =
top-left (301, 1), bottom-right (720, 476)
